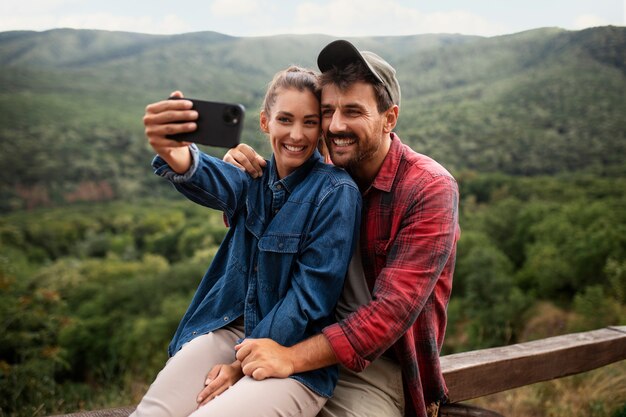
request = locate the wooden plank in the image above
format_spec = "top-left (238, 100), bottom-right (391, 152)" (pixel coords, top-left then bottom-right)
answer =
top-left (441, 326), bottom-right (626, 403)
top-left (50, 407), bottom-right (135, 417)
top-left (440, 403), bottom-right (504, 416)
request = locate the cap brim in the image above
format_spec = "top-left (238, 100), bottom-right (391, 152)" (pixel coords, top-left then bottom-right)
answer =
top-left (317, 40), bottom-right (383, 84)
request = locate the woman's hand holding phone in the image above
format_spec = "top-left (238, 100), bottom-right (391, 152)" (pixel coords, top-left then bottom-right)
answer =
top-left (143, 91), bottom-right (197, 174)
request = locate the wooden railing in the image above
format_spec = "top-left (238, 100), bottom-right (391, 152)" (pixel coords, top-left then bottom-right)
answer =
top-left (441, 325), bottom-right (626, 403)
top-left (51, 326), bottom-right (626, 417)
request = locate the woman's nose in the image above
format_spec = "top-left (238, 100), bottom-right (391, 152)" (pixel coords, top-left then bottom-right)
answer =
top-left (291, 123), bottom-right (304, 140)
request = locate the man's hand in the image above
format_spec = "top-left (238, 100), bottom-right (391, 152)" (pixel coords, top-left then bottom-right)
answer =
top-left (143, 91), bottom-right (197, 173)
top-left (235, 338), bottom-right (295, 380)
top-left (196, 361), bottom-right (244, 407)
top-left (223, 144), bottom-right (267, 178)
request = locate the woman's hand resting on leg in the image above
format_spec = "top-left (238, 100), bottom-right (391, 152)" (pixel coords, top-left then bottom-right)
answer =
top-left (196, 361), bottom-right (244, 407)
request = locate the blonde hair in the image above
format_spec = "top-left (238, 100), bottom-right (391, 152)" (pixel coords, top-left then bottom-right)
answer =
top-left (262, 66), bottom-right (321, 116)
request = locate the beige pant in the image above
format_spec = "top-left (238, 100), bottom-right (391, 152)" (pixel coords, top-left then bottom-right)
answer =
top-left (131, 324), bottom-right (326, 417)
top-left (319, 356), bottom-right (405, 417)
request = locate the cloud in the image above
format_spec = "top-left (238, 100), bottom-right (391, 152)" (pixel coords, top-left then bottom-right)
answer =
top-left (572, 14), bottom-right (610, 29)
top-left (277, 0), bottom-right (506, 36)
top-left (210, 0), bottom-right (261, 17)
top-left (0, 12), bottom-right (188, 34)
top-left (1, 0), bottom-right (80, 15)
top-left (3, 0), bottom-right (618, 37)
top-left (418, 10), bottom-right (507, 36)
top-left (1, 0), bottom-right (188, 34)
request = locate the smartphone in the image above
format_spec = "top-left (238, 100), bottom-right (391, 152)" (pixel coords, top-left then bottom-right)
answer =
top-left (166, 97), bottom-right (245, 148)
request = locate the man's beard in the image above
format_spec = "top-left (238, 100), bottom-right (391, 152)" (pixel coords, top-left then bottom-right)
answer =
top-left (325, 131), bottom-right (381, 173)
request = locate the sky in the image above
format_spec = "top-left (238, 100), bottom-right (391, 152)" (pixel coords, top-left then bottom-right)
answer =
top-left (1, 0), bottom-right (624, 37)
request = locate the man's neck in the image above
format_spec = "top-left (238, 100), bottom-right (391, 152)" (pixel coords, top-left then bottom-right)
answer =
top-left (350, 134), bottom-right (392, 190)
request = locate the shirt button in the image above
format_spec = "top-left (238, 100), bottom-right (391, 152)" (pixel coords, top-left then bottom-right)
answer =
top-left (192, 331), bottom-right (197, 335)
top-left (223, 316), bottom-right (229, 321)
top-left (276, 184), bottom-right (283, 190)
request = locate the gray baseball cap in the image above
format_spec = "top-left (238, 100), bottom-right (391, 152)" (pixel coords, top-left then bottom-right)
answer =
top-left (317, 39), bottom-right (401, 106)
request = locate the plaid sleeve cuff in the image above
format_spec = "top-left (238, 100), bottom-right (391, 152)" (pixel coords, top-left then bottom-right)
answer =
top-left (323, 323), bottom-right (370, 372)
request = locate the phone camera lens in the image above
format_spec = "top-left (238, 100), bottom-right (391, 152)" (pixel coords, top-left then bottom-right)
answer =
top-left (223, 106), bottom-right (241, 126)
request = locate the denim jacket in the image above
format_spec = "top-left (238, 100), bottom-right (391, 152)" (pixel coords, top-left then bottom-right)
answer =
top-left (152, 145), bottom-right (361, 397)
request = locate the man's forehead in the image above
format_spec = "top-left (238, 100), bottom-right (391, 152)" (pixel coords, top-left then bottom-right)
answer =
top-left (321, 81), bottom-right (377, 106)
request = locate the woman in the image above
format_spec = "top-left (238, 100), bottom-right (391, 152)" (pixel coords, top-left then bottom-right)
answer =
top-left (136, 66), bottom-right (361, 417)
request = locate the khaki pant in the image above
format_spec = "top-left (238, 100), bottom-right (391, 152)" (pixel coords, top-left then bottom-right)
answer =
top-left (319, 356), bottom-right (405, 417)
top-left (131, 325), bottom-right (326, 417)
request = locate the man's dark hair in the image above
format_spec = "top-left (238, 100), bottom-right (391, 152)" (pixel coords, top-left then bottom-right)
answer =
top-left (319, 61), bottom-right (394, 113)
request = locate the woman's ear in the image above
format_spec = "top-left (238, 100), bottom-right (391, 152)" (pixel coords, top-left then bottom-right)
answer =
top-left (382, 105), bottom-right (399, 134)
top-left (259, 110), bottom-right (270, 133)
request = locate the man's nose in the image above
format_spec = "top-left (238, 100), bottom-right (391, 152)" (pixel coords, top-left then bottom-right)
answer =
top-left (328, 111), bottom-right (347, 133)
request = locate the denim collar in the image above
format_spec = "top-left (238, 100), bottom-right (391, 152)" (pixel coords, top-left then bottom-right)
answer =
top-left (268, 149), bottom-right (323, 193)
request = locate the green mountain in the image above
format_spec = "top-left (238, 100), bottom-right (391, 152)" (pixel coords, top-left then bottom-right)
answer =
top-left (0, 26), bottom-right (624, 211)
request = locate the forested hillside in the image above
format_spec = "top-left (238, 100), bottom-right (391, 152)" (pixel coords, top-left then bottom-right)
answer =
top-left (1, 26), bottom-right (625, 417)
top-left (1, 26), bottom-right (624, 210)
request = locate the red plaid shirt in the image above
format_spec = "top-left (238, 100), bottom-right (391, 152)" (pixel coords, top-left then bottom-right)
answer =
top-left (323, 134), bottom-right (460, 417)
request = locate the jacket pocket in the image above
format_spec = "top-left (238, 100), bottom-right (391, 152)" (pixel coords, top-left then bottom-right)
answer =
top-left (257, 234), bottom-right (301, 294)
top-left (258, 234), bottom-right (300, 253)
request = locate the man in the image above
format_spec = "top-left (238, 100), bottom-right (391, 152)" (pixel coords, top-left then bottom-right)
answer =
top-left (225, 40), bottom-right (460, 417)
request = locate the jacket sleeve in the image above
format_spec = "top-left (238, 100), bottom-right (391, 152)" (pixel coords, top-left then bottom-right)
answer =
top-left (152, 144), bottom-right (250, 219)
top-left (249, 183), bottom-right (362, 346)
